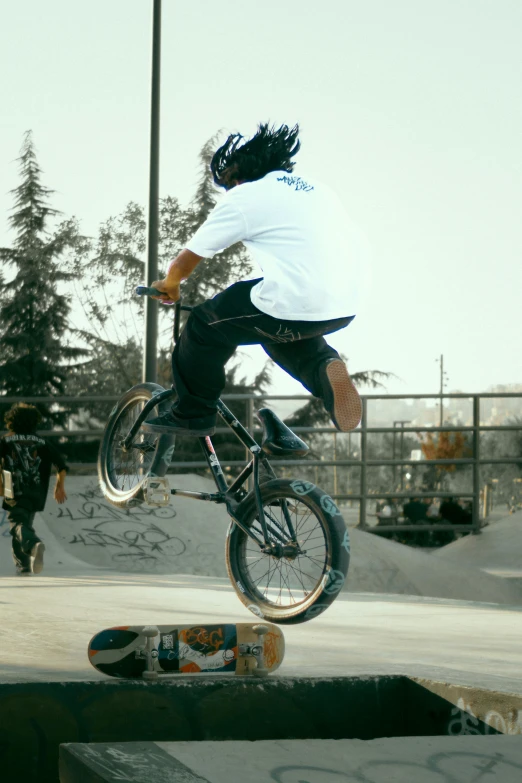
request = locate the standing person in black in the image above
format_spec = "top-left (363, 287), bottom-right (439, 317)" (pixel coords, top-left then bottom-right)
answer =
top-left (0, 403), bottom-right (68, 575)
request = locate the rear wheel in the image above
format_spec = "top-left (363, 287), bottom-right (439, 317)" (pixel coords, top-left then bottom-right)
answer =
top-left (98, 383), bottom-right (169, 507)
top-left (226, 479), bottom-right (350, 624)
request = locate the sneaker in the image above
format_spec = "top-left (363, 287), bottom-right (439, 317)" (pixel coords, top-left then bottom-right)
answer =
top-left (30, 542), bottom-right (45, 574)
top-left (142, 410), bottom-right (216, 436)
top-left (16, 569), bottom-right (32, 576)
top-left (318, 359), bottom-right (362, 432)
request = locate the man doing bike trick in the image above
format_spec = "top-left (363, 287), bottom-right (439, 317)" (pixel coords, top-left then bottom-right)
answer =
top-left (145, 123), bottom-right (367, 437)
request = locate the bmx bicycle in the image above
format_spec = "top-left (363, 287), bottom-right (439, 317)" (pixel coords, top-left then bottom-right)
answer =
top-left (97, 288), bottom-right (350, 624)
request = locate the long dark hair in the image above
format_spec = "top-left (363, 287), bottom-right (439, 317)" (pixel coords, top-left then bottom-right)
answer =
top-left (210, 123), bottom-right (301, 188)
top-left (4, 403), bottom-right (42, 434)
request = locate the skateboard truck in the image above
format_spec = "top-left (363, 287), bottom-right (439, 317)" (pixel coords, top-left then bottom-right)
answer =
top-left (237, 624), bottom-right (270, 677)
top-left (143, 477), bottom-right (170, 507)
top-left (135, 625), bottom-right (160, 680)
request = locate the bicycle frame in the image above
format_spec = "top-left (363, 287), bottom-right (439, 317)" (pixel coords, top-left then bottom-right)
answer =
top-left (129, 297), bottom-right (296, 551)
top-left (132, 393), bottom-right (284, 549)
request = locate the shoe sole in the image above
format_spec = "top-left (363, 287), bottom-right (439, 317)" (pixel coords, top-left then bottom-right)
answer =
top-left (326, 360), bottom-right (362, 432)
top-left (30, 542), bottom-right (45, 574)
top-left (142, 422), bottom-right (216, 437)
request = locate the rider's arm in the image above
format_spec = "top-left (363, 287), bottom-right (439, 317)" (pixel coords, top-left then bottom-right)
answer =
top-left (152, 249), bottom-right (203, 302)
top-left (152, 198), bottom-right (248, 301)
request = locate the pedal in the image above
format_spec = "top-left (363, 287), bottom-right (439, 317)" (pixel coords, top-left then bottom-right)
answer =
top-left (143, 477), bottom-right (170, 507)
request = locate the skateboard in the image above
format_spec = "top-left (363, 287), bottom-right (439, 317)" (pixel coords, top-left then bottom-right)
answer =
top-left (88, 622), bottom-right (285, 679)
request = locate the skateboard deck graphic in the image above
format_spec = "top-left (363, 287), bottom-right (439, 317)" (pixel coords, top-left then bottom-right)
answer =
top-left (88, 622), bottom-right (284, 679)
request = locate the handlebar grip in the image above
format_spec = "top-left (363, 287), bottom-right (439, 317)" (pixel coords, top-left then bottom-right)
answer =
top-left (135, 285), bottom-right (165, 297)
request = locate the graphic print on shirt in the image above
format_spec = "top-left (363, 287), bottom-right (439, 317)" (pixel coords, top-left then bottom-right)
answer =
top-left (276, 175), bottom-right (314, 192)
top-left (4, 442), bottom-right (42, 498)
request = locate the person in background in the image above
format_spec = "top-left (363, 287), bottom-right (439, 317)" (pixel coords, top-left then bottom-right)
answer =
top-left (440, 497), bottom-right (469, 525)
top-left (403, 497), bottom-right (429, 523)
top-left (377, 497), bottom-right (399, 522)
top-left (426, 497), bottom-right (441, 519)
top-left (0, 403), bottom-right (68, 575)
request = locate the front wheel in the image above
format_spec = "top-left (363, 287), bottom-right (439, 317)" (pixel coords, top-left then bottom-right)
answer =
top-left (98, 382), bottom-right (170, 507)
top-left (226, 479), bottom-right (350, 625)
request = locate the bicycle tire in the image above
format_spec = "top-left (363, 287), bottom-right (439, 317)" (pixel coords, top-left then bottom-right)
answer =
top-left (226, 478), bottom-right (350, 624)
top-left (98, 382), bottom-right (170, 508)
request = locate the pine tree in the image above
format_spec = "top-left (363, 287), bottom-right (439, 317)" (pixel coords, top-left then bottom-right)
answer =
top-left (0, 132), bottom-right (85, 422)
top-left (67, 133), bottom-right (254, 387)
top-left (160, 133), bottom-right (252, 308)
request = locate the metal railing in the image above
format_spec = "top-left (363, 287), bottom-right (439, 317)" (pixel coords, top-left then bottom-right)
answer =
top-left (1, 391), bottom-right (521, 535)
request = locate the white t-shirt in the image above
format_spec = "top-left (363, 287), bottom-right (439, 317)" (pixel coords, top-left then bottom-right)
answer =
top-left (186, 170), bottom-right (369, 321)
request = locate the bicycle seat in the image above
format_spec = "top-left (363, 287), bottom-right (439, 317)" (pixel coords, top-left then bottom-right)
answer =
top-left (256, 408), bottom-right (309, 457)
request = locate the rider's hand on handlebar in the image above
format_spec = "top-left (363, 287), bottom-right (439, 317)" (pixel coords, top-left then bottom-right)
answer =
top-left (150, 279), bottom-right (180, 305)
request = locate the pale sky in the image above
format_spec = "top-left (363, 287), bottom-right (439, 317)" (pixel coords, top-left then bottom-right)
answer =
top-left (1, 0), bottom-right (521, 397)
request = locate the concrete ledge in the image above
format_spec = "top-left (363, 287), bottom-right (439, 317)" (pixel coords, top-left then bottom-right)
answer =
top-left (60, 737), bottom-right (522, 783)
top-left (1, 676), bottom-right (521, 783)
top-left (59, 742), bottom-right (211, 783)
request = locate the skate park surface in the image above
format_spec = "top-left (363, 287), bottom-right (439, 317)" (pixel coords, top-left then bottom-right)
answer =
top-left (1, 474), bottom-right (521, 689)
top-left (2, 475), bottom-right (522, 782)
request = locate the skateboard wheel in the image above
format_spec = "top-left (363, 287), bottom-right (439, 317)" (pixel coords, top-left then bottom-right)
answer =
top-left (142, 626), bottom-right (159, 638)
top-left (142, 671), bottom-right (158, 681)
top-left (252, 624), bottom-right (269, 636)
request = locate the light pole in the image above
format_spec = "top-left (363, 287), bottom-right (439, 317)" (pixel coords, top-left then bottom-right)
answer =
top-left (142, 0), bottom-right (162, 383)
top-left (435, 354), bottom-right (449, 427)
top-left (393, 420), bottom-right (411, 490)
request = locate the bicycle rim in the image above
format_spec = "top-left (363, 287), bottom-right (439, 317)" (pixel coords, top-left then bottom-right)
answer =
top-left (107, 396), bottom-right (157, 494)
top-left (239, 494), bottom-right (330, 609)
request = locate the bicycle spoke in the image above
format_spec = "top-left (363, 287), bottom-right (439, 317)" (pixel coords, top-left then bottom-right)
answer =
top-left (239, 492), bottom-right (328, 609)
top-left (108, 398), bottom-right (157, 493)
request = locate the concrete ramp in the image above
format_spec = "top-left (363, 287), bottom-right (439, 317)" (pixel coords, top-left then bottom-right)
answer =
top-left (346, 527), bottom-right (522, 605)
top-left (39, 475), bottom-right (230, 576)
top-left (4, 475), bottom-right (520, 605)
top-left (433, 512), bottom-right (522, 580)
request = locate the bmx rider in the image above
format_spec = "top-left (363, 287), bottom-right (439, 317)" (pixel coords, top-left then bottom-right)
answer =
top-left (144, 123), bottom-right (368, 437)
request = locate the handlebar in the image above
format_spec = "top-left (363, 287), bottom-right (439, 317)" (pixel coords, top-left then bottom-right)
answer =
top-left (135, 286), bottom-right (193, 310)
top-left (135, 285), bottom-right (164, 298)
top-left (135, 285), bottom-right (193, 342)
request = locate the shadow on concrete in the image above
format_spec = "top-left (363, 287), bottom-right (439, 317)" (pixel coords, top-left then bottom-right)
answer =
top-left (1, 675), bottom-right (519, 783)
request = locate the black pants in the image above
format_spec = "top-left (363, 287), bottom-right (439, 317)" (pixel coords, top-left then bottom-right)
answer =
top-left (7, 506), bottom-right (40, 571)
top-left (172, 279), bottom-right (354, 419)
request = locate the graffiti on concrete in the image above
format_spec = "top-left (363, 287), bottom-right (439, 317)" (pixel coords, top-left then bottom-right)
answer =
top-left (69, 521), bottom-right (186, 568)
top-left (270, 752), bottom-right (522, 781)
top-left (484, 708), bottom-right (522, 735)
top-left (271, 766), bottom-right (351, 781)
top-left (447, 697), bottom-right (482, 736)
top-left (56, 484), bottom-right (186, 570)
top-left (447, 696), bottom-right (522, 736)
